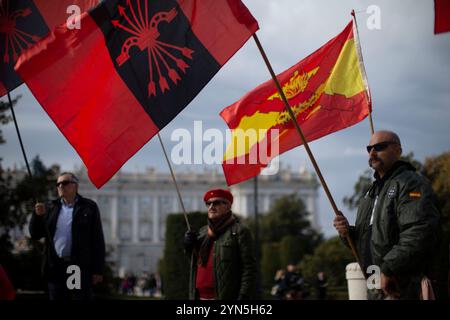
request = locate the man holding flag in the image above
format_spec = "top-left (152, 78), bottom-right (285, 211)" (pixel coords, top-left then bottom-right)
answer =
top-left (334, 130), bottom-right (447, 300)
top-left (184, 189), bottom-right (257, 300)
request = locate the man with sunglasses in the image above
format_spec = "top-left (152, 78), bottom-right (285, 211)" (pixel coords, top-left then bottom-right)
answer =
top-left (184, 188), bottom-right (257, 300)
top-left (29, 172), bottom-right (105, 300)
top-left (333, 131), bottom-right (446, 299)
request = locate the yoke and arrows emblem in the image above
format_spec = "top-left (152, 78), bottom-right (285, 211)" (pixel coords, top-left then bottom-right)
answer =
top-left (113, 0), bottom-right (194, 97)
top-left (0, 0), bottom-right (40, 63)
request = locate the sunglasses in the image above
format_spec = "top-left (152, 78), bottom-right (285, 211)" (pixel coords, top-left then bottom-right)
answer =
top-left (366, 141), bottom-right (398, 153)
top-left (205, 200), bottom-right (228, 207)
top-left (56, 180), bottom-right (75, 187)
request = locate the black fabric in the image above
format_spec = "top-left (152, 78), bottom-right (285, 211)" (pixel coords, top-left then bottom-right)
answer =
top-left (90, 0), bottom-right (221, 128)
top-left (29, 195), bottom-right (106, 279)
top-left (183, 230), bottom-right (198, 252)
top-left (0, 0), bottom-right (50, 94)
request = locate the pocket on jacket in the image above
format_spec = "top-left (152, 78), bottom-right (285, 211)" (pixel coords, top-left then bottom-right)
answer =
top-left (220, 244), bottom-right (233, 261)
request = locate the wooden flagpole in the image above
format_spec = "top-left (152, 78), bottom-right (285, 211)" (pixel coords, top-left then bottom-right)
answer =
top-left (157, 133), bottom-right (191, 231)
top-left (252, 34), bottom-right (365, 276)
top-left (7, 92), bottom-right (33, 179)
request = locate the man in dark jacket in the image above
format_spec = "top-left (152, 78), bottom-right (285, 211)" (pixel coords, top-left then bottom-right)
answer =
top-left (29, 172), bottom-right (105, 300)
top-left (184, 189), bottom-right (257, 300)
top-left (334, 131), bottom-right (447, 299)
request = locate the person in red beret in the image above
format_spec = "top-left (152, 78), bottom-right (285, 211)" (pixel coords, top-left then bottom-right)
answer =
top-left (184, 188), bottom-right (256, 300)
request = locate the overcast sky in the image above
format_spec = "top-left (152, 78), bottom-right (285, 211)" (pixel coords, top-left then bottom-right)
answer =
top-left (1, 0), bottom-right (449, 237)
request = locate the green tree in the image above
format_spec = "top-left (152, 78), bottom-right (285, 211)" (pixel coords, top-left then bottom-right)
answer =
top-left (279, 235), bottom-right (304, 267)
top-left (261, 242), bottom-right (281, 288)
top-left (161, 211), bottom-right (207, 299)
top-left (257, 195), bottom-right (322, 291)
top-left (261, 194), bottom-right (322, 245)
top-left (0, 95), bottom-right (20, 144)
top-left (422, 152), bottom-right (450, 233)
top-left (0, 156), bottom-right (59, 290)
top-left (300, 236), bottom-right (354, 287)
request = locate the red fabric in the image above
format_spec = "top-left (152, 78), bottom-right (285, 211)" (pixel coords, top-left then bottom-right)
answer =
top-left (220, 21), bottom-right (371, 186)
top-left (0, 265), bottom-right (15, 300)
top-left (0, 83), bottom-right (6, 97)
top-left (435, 0), bottom-right (450, 34)
top-left (0, 0), bottom-right (98, 97)
top-left (196, 245), bottom-right (215, 299)
top-left (204, 189), bottom-right (233, 204)
top-left (15, 0), bottom-right (258, 188)
top-left (15, 14), bottom-right (159, 188)
top-left (33, 0), bottom-right (99, 30)
top-left (178, 0), bottom-right (258, 66)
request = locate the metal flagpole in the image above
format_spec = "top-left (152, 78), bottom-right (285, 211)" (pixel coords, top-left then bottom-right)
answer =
top-left (157, 133), bottom-right (191, 231)
top-left (252, 34), bottom-right (365, 276)
top-left (352, 9), bottom-right (375, 135)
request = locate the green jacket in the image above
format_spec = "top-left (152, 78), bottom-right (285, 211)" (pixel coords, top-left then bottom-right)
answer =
top-left (347, 161), bottom-right (442, 298)
top-left (189, 218), bottom-right (257, 300)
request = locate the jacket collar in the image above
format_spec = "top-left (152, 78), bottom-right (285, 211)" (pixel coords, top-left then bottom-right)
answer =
top-left (373, 160), bottom-right (416, 183)
top-left (60, 194), bottom-right (80, 207)
top-left (370, 161), bottom-right (416, 196)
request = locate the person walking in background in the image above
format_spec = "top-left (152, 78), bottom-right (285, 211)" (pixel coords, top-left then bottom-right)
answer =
top-left (315, 271), bottom-right (328, 300)
top-left (271, 269), bottom-right (285, 300)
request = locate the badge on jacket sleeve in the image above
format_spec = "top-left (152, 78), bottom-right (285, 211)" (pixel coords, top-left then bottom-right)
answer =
top-left (387, 186), bottom-right (397, 199)
top-left (409, 192), bottom-right (422, 198)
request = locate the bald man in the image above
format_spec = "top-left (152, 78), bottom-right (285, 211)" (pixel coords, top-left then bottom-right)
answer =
top-left (334, 131), bottom-right (446, 299)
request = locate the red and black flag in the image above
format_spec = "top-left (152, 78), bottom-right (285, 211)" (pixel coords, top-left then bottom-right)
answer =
top-left (0, 0), bottom-right (98, 97)
top-left (16, 0), bottom-right (258, 188)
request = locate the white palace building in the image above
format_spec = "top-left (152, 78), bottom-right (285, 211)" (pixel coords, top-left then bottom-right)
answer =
top-left (76, 165), bottom-right (320, 275)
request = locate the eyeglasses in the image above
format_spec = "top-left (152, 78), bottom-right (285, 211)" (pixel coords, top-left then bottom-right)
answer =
top-left (56, 180), bottom-right (75, 187)
top-left (205, 200), bottom-right (228, 207)
top-left (366, 141), bottom-right (398, 153)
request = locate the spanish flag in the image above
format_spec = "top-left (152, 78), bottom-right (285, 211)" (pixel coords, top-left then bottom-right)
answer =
top-left (221, 21), bottom-right (371, 186)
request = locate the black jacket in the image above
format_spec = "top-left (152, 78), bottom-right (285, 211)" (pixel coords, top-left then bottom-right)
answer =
top-left (188, 219), bottom-right (257, 300)
top-left (344, 161), bottom-right (445, 298)
top-left (29, 195), bottom-right (105, 276)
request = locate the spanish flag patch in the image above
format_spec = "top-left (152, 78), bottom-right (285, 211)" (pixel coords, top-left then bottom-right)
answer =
top-left (409, 192), bottom-right (422, 198)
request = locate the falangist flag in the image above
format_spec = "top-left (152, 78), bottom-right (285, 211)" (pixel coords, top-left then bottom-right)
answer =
top-left (15, 0), bottom-right (259, 188)
top-left (220, 21), bottom-right (371, 186)
top-left (0, 0), bottom-right (99, 97)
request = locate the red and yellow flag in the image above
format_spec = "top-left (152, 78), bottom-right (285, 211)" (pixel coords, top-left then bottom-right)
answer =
top-left (220, 21), bottom-right (371, 186)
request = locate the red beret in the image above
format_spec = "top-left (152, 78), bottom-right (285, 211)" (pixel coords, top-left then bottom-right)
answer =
top-left (204, 189), bottom-right (233, 204)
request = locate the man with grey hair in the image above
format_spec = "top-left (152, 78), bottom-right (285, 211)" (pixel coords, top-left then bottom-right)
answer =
top-left (29, 172), bottom-right (105, 300)
top-left (333, 130), bottom-right (446, 299)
